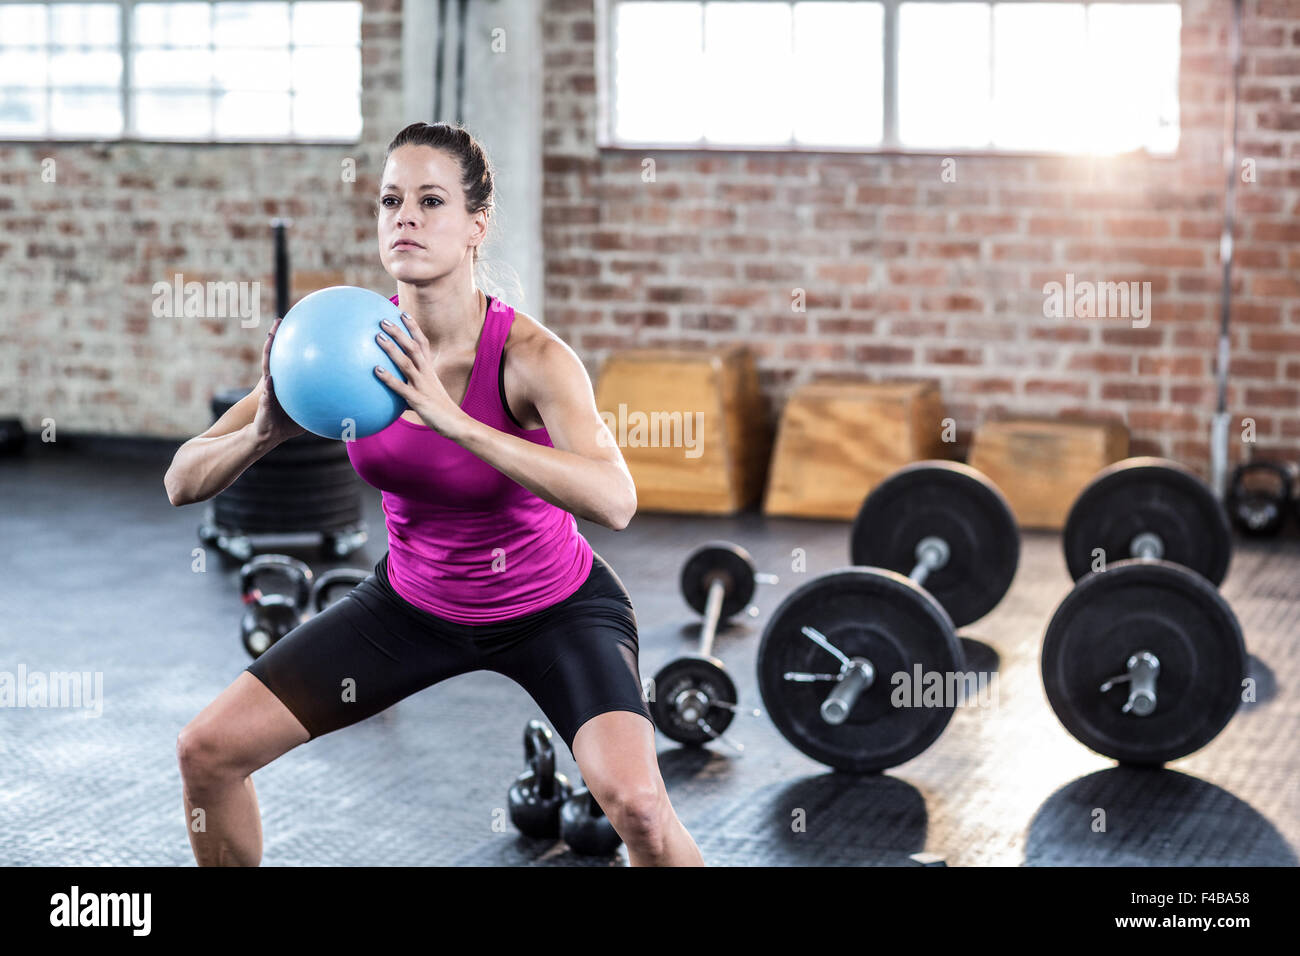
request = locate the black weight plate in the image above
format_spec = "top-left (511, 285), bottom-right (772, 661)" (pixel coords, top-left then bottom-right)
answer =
top-left (213, 503), bottom-right (363, 533)
top-left (261, 443), bottom-right (351, 466)
top-left (757, 568), bottom-right (963, 772)
top-left (1042, 559), bottom-right (1245, 765)
top-left (215, 499), bottom-right (363, 526)
top-left (679, 541), bottom-right (757, 620)
top-left (850, 461), bottom-right (1019, 628)
top-left (1063, 457), bottom-right (1231, 586)
top-left (219, 476), bottom-right (361, 504)
top-left (214, 496), bottom-right (362, 522)
top-left (236, 458), bottom-right (360, 484)
top-left (649, 656), bottom-right (737, 746)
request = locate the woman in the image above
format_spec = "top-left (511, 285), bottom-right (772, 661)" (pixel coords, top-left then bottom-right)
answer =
top-left (166, 122), bottom-right (703, 867)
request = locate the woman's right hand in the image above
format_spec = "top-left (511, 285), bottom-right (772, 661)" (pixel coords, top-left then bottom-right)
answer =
top-left (252, 315), bottom-right (306, 447)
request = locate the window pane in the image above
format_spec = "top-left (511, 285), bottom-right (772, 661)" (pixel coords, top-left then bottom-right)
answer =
top-left (213, 2), bottom-right (291, 48)
top-left (134, 48), bottom-right (212, 88)
top-left (50, 3), bottom-right (119, 46)
top-left (51, 88), bottom-right (120, 135)
top-left (293, 1), bottom-right (362, 46)
top-left (0, 87), bottom-right (45, 135)
top-left (703, 1), bottom-right (794, 144)
top-left (295, 92), bottom-right (359, 138)
top-left (1085, 3), bottom-right (1180, 154)
top-left (792, 1), bottom-right (882, 146)
top-left (214, 49), bottom-right (292, 91)
top-left (613, 1), bottom-right (705, 142)
top-left (0, 4), bottom-right (48, 45)
top-left (49, 47), bottom-right (121, 87)
top-left (992, 3), bottom-right (1087, 150)
top-left (0, 50), bottom-right (47, 85)
top-left (134, 89), bottom-right (212, 137)
top-left (899, 2), bottom-right (991, 148)
top-left (133, 2), bottom-right (212, 47)
top-left (293, 46), bottom-right (359, 91)
top-left (215, 89), bottom-right (290, 136)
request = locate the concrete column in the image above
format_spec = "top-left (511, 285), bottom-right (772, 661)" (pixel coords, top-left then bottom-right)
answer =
top-left (402, 0), bottom-right (544, 323)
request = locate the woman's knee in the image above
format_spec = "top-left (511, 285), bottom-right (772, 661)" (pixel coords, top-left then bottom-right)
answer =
top-left (177, 673), bottom-right (310, 792)
top-left (176, 719), bottom-right (243, 792)
top-left (593, 777), bottom-right (670, 847)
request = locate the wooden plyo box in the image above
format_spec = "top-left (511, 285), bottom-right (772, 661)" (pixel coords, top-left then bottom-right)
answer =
top-left (968, 418), bottom-right (1130, 530)
top-left (763, 380), bottom-right (948, 520)
top-left (593, 347), bottom-right (769, 514)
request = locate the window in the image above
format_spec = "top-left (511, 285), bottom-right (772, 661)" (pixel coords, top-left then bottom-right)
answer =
top-left (0, 0), bottom-right (363, 142)
top-left (600, 0), bottom-right (1181, 155)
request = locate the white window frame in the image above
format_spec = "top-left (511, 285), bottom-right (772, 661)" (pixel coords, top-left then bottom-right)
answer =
top-left (595, 0), bottom-right (1182, 157)
top-left (0, 0), bottom-right (364, 144)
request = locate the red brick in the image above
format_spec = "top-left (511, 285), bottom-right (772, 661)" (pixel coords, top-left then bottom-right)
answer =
top-left (1026, 379), bottom-right (1089, 398)
top-left (954, 214), bottom-right (1020, 235)
top-left (1029, 216), bottom-right (1094, 238)
top-left (854, 185), bottom-right (917, 205)
top-left (1029, 326), bottom-right (1091, 343)
top-left (1229, 357), bottom-right (1279, 378)
top-left (1102, 382), bottom-right (1161, 402)
top-left (884, 213), bottom-right (947, 233)
top-left (1170, 385), bottom-right (1214, 405)
top-left (888, 265), bottom-right (948, 286)
top-left (817, 318), bottom-right (877, 335)
top-left (914, 241), bottom-right (980, 259)
top-left (1101, 328), bottom-right (1164, 347)
top-left (925, 347), bottom-right (983, 365)
top-left (1250, 332), bottom-right (1300, 351)
top-left (856, 345), bottom-right (914, 364)
top-left (1244, 387), bottom-right (1300, 408)
top-left (1067, 353), bottom-right (1134, 373)
top-left (1139, 356), bottom-right (1207, 376)
top-left (815, 263), bottom-right (873, 284)
top-left (1104, 217), bottom-right (1172, 239)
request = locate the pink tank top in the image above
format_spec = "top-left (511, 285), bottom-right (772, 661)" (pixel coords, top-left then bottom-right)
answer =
top-left (347, 293), bottom-right (594, 623)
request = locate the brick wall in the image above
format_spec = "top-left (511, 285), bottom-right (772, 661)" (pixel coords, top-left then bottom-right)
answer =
top-left (0, 0), bottom-right (403, 437)
top-left (541, 0), bottom-right (1300, 470)
top-left (1, 0), bottom-right (1295, 472)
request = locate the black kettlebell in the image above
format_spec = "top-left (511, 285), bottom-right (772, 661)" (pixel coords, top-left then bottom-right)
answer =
top-left (311, 568), bottom-right (369, 613)
top-left (508, 720), bottom-right (571, 838)
top-left (560, 786), bottom-right (623, 857)
top-left (239, 555), bottom-right (314, 659)
top-left (1226, 461), bottom-right (1293, 537)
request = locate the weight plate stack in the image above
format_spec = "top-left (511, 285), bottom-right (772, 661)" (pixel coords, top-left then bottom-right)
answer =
top-left (210, 386), bottom-right (364, 534)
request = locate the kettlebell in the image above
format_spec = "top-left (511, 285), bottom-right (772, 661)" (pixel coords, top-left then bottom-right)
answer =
top-left (560, 785), bottom-right (623, 857)
top-left (239, 555), bottom-right (314, 658)
top-left (311, 568), bottom-right (369, 613)
top-left (1226, 461), bottom-right (1294, 537)
top-left (508, 720), bottom-right (571, 838)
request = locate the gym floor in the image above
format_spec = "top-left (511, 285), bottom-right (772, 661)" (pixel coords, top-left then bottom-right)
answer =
top-left (3, 442), bottom-right (1297, 867)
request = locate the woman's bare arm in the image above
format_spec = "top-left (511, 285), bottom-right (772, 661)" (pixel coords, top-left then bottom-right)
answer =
top-left (164, 317), bottom-right (304, 506)
top-left (448, 337), bottom-right (637, 530)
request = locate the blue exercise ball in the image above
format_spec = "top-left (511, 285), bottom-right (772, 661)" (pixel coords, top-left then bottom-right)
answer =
top-left (268, 286), bottom-right (408, 440)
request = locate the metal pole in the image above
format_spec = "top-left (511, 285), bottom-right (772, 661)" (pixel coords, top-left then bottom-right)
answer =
top-left (1211, 0), bottom-right (1244, 498)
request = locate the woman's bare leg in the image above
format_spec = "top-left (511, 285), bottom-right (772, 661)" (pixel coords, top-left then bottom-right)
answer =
top-left (177, 671), bottom-right (311, 866)
top-left (572, 711), bottom-right (703, 866)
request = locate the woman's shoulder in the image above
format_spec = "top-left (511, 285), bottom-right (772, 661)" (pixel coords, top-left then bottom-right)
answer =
top-left (503, 307), bottom-right (579, 367)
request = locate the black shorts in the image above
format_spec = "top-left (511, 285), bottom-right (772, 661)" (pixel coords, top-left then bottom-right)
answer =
top-left (246, 551), bottom-right (652, 753)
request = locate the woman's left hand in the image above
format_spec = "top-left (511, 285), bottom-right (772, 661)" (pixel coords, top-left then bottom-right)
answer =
top-left (373, 313), bottom-right (466, 438)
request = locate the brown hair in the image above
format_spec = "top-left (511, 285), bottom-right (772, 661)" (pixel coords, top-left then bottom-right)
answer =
top-left (383, 121), bottom-right (495, 263)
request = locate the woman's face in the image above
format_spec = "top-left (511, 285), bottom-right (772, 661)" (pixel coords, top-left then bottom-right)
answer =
top-left (377, 145), bottom-right (484, 284)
